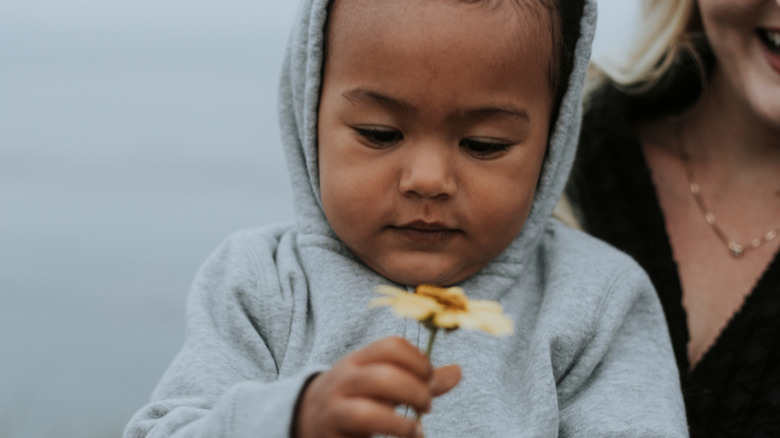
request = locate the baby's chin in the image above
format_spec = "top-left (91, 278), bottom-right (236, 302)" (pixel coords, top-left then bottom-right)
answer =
top-left (372, 262), bottom-right (484, 288)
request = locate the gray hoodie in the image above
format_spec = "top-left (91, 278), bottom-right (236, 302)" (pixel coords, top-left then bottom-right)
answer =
top-left (124, 0), bottom-right (688, 436)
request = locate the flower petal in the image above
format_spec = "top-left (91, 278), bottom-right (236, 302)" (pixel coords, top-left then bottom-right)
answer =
top-left (373, 284), bottom-right (514, 336)
top-left (372, 285), bottom-right (444, 322)
top-left (467, 299), bottom-right (504, 313)
top-left (397, 296), bottom-right (442, 318)
top-left (431, 310), bottom-right (464, 329)
top-left (375, 284), bottom-right (407, 297)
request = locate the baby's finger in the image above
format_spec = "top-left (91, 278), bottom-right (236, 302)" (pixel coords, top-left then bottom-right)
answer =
top-left (343, 363), bottom-right (433, 413)
top-left (350, 337), bottom-right (433, 380)
top-left (430, 364), bottom-right (462, 397)
top-left (335, 398), bottom-right (421, 438)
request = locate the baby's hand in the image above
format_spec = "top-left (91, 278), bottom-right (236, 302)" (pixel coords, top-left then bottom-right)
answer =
top-left (294, 336), bottom-right (461, 438)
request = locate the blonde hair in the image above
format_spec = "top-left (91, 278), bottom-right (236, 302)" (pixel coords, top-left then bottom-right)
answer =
top-left (589, 0), bottom-right (708, 94)
top-left (554, 0), bottom-right (708, 228)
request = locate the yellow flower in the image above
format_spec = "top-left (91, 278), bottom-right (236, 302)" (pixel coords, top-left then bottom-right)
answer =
top-left (371, 284), bottom-right (514, 437)
top-left (371, 284), bottom-right (514, 336)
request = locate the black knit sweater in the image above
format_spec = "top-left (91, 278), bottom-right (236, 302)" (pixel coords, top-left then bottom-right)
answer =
top-left (566, 84), bottom-right (780, 438)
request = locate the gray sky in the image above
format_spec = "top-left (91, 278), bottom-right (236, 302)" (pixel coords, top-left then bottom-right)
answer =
top-left (0, 1), bottom-right (640, 437)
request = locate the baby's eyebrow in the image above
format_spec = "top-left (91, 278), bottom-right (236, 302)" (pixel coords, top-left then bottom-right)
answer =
top-left (455, 106), bottom-right (530, 123)
top-left (342, 89), bottom-right (418, 115)
top-left (341, 88), bottom-right (529, 123)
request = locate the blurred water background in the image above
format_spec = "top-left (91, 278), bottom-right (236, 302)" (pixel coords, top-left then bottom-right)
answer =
top-left (0, 1), bottom-right (639, 436)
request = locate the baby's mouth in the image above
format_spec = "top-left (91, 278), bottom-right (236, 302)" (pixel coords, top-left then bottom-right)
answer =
top-left (757, 28), bottom-right (780, 54)
top-left (391, 220), bottom-right (461, 243)
top-left (397, 220), bottom-right (455, 232)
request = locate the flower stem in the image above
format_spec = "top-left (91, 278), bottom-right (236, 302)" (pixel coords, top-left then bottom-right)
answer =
top-left (424, 326), bottom-right (438, 358)
top-left (415, 326), bottom-right (439, 437)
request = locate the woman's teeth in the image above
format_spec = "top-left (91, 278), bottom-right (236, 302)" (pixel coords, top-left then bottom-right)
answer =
top-left (759, 28), bottom-right (780, 52)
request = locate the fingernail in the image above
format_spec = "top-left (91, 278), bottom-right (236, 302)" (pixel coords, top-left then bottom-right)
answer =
top-left (416, 423), bottom-right (425, 438)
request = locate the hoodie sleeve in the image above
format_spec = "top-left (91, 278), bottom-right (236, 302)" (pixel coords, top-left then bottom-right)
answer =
top-left (123, 231), bottom-right (325, 438)
top-left (556, 265), bottom-right (689, 437)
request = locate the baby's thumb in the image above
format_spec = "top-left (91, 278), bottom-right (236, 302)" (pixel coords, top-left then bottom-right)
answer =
top-left (430, 364), bottom-right (461, 396)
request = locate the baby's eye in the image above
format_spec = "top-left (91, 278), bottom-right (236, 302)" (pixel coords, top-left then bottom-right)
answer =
top-left (460, 138), bottom-right (511, 159)
top-left (354, 127), bottom-right (403, 148)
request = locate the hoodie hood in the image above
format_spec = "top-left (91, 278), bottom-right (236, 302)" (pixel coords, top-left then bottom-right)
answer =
top-left (277, 0), bottom-right (596, 269)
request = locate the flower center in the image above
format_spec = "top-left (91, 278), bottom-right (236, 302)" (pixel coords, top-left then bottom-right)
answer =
top-left (416, 284), bottom-right (468, 311)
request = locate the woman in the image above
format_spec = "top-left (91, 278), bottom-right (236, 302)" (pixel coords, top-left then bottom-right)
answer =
top-left (563, 0), bottom-right (780, 435)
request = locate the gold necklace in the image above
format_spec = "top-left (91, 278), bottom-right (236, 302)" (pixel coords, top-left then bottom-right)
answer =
top-left (675, 127), bottom-right (780, 258)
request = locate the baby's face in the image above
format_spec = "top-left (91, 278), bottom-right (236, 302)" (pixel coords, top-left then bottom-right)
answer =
top-left (318, 0), bottom-right (554, 286)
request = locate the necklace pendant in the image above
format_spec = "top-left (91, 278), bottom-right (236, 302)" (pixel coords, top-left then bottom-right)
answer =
top-left (728, 242), bottom-right (744, 258)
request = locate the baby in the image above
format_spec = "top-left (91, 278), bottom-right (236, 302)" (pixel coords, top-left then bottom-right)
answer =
top-left (124, 0), bottom-right (688, 437)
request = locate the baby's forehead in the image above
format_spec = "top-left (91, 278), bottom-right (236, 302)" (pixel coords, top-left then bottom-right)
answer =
top-left (327, 0), bottom-right (555, 48)
top-left (325, 0), bottom-right (558, 89)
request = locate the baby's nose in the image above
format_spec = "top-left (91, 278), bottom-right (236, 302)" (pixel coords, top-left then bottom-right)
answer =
top-left (398, 144), bottom-right (457, 199)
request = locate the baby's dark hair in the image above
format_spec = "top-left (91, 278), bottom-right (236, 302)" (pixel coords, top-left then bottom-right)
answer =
top-left (456, 0), bottom-right (584, 125)
top-left (323, 0), bottom-right (585, 123)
